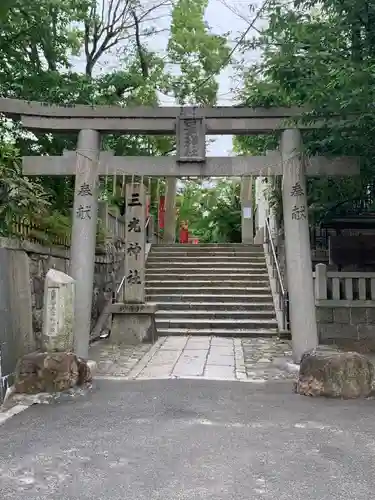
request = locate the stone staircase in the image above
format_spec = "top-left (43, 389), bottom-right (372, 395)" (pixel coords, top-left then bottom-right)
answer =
top-left (146, 244), bottom-right (278, 337)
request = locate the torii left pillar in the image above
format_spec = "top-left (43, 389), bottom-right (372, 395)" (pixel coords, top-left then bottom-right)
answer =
top-left (70, 129), bottom-right (101, 359)
top-left (281, 128), bottom-right (318, 362)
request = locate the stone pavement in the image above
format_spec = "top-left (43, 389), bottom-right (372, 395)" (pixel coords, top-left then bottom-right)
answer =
top-left (242, 338), bottom-right (296, 382)
top-left (90, 336), bottom-right (296, 382)
top-left (89, 341), bottom-right (151, 378)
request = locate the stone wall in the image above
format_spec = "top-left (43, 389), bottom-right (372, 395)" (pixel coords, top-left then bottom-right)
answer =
top-left (0, 238), bottom-right (123, 349)
top-left (316, 305), bottom-right (375, 343)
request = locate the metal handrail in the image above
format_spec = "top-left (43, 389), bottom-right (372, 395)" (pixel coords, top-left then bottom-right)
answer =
top-left (155, 229), bottom-right (163, 241)
top-left (264, 217), bottom-right (289, 331)
top-left (264, 218), bottom-right (284, 296)
top-left (116, 276), bottom-right (126, 297)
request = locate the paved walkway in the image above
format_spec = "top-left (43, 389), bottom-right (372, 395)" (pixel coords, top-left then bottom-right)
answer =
top-left (90, 336), bottom-right (296, 382)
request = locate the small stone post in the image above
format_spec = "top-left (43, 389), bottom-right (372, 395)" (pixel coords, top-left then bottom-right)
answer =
top-left (281, 128), bottom-right (318, 362)
top-left (241, 176), bottom-right (254, 244)
top-left (42, 269), bottom-right (76, 352)
top-left (124, 182), bottom-right (146, 303)
top-left (164, 177), bottom-right (177, 244)
top-left (315, 263), bottom-right (328, 300)
top-left (70, 129), bottom-right (101, 359)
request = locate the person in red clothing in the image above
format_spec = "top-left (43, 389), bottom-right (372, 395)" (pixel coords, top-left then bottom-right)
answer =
top-left (179, 220), bottom-right (189, 243)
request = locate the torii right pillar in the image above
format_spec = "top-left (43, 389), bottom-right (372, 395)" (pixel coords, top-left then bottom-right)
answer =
top-left (281, 129), bottom-right (318, 363)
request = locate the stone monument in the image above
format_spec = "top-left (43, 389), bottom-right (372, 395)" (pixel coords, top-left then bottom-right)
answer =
top-left (42, 269), bottom-right (75, 352)
top-left (7, 269), bottom-right (94, 398)
top-left (110, 183), bottom-right (157, 344)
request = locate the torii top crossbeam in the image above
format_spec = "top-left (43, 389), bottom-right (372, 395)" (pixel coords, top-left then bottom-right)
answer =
top-left (0, 98), bottom-right (356, 177)
top-left (0, 98), bottom-right (324, 134)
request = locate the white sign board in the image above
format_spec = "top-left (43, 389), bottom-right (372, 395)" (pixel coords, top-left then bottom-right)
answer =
top-left (243, 207), bottom-right (252, 219)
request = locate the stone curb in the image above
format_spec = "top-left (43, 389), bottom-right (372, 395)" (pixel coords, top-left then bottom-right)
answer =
top-left (126, 338), bottom-right (167, 380)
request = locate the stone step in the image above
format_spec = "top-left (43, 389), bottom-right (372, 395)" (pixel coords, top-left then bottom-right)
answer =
top-left (152, 244), bottom-right (263, 249)
top-left (147, 243), bottom-right (276, 338)
top-left (147, 286), bottom-right (272, 295)
top-left (151, 301), bottom-right (275, 311)
top-left (145, 267), bottom-right (267, 275)
top-left (156, 310), bottom-right (276, 319)
top-left (146, 261), bottom-right (267, 269)
top-left (155, 318), bottom-right (278, 329)
top-left (146, 280), bottom-right (270, 288)
top-left (148, 256), bottom-right (265, 262)
top-left (150, 251), bottom-right (265, 258)
top-left (146, 293), bottom-right (274, 303)
top-left (155, 327), bottom-right (279, 338)
top-left (146, 273), bottom-right (269, 281)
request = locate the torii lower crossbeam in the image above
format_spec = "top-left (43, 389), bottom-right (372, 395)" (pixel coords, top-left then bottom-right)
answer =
top-left (22, 151), bottom-right (360, 177)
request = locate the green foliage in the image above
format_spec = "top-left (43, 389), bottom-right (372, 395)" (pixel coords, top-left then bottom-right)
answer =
top-left (167, 0), bottom-right (230, 104)
top-left (0, 0), bottom-right (86, 88)
top-left (22, 211), bottom-right (72, 246)
top-left (0, 0), bottom-right (231, 243)
top-left (0, 143), bottom-right (50, 236)
top-left (176, 179), bottom-right (241, 243)
top-left (234, 0), bottom-right (375, 222)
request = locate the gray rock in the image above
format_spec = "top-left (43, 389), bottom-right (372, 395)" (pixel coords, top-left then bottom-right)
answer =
top-left (295, 350), bottom-right (375, 398)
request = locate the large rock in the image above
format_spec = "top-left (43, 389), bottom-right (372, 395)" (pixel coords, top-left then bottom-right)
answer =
top-left (14, 352), bottom-right (92, 395)
top-left (295, 350), bottom-right (375, 398)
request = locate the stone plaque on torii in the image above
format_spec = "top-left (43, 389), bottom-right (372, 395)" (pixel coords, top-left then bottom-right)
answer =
top-left (176, 108), bottom-right (206, 163)
top-left (0, 97), bottom-right (362, 362)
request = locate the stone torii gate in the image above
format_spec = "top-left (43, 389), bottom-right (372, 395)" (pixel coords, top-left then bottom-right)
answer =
top-left (0, 99), bottom-right (359, 362)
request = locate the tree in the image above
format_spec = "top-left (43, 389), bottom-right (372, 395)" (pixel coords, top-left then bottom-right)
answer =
top-left (176, 179), bottom-right (241, 242)
top-left (0, 0), bottom-right (232, 239)
top-left (0, 142), bottom-right (50, 236)
top-left (167, 0), bottom-right (230, 104)
top-left (233, 0), bottom-right (375, 224)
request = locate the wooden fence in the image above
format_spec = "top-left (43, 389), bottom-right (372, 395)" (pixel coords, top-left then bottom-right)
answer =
top-left (11, 211), bottom-right (126, 248)
top-left (11, 218), bottom-right (71, 247)
top-left (106, 213), bottom-right (126, 241)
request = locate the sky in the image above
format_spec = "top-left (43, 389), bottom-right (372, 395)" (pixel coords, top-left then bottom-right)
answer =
top-left (155, 0), bottom-right (264, 157)
top-left (197, 0), bottom-right (261, 156)
top-left (71, 0), bottom-right (265, 157)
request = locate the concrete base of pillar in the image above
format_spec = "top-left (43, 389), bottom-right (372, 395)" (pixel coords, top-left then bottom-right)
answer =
top-left (109, 303), bottom-right (158, 345)
top-left (254, 228), bottom-right (265, 245)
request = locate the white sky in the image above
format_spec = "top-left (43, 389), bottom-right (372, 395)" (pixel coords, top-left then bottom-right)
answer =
top-left (154, 0), bottom-right (265, 156)
top-left (202, 0), bottom-right (262, 156)
top-left (71, 0), bottom-right (265, 157)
